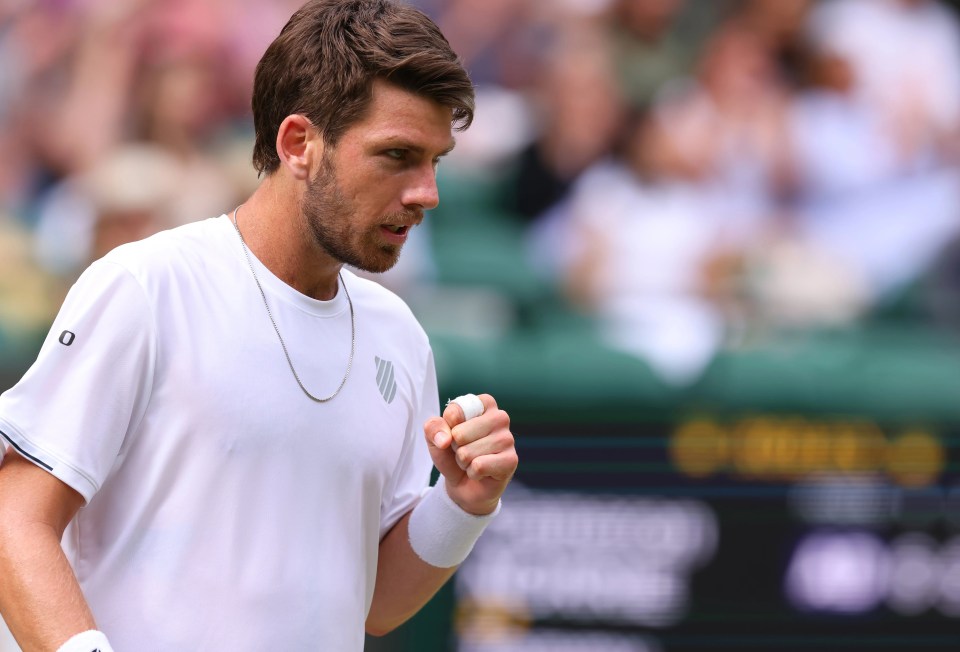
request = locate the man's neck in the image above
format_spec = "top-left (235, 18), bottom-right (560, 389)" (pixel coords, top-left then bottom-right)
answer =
top-left (237, 178), bottom-right (343, 301)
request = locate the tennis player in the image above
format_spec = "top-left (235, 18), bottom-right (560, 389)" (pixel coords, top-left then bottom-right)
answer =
top-left (0, 1), bottom-right (518, 650)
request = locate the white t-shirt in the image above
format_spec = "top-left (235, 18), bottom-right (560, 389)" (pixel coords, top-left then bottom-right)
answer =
top-left (0, 215), bottom-right (437, 651)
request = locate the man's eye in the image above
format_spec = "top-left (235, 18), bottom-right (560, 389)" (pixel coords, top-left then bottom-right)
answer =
top-left (385, 149), bottom-right (406, 161)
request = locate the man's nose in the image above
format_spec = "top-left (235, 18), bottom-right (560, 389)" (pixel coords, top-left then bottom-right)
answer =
top-left (402, 165), bottom-right (440, 211)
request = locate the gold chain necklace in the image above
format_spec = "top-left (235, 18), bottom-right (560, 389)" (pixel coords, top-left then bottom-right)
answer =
top-left (231, 207), bottom-right (355, 402)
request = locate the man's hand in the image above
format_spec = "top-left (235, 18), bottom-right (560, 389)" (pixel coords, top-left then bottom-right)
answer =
top-left (424, 393), bottom-right (518, 515)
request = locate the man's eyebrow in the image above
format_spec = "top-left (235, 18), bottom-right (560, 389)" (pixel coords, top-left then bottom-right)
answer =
top-left (378, 137), bottom-right (457, 157)
top-left (439, 138), bottom-right (457, 156)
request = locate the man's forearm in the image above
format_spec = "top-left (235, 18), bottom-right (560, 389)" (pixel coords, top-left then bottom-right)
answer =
top-left (0, 520), bottom-right (96, 651)
top-left (365, 512), bottom-right (457, 636)
top-left (0, 453), bottom-right (94, 651)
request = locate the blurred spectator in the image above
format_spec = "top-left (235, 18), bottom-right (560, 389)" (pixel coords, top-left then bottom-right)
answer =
top-left (130, 49), bottom-right (246, 226)
top-left (505, 0), bottom-right (730, 232)
top-left (0, 1), bottom-right (86, 220)
top-left (736, 0), bottom-right (815, 85)
top-left (554, 109), bottom-right (757, 384)
top-left (431, 0), bottom-right (547, 89)
top-left (807, 0), bottom-right (960, 164)
top-left (777, 5), bottom-right (960, 307)
top-left (784, 39), bottom-right (904, 200)
top-left (505, 24), bottom-right (626, 224)
top-left (32, 144), bottom-right (195, 281)
top-left (649, 19), bottom-right (792, 205)
top-left (0, 0), bottom-right (286, 222)
top-left (606, 0), bottom-right (726, 108)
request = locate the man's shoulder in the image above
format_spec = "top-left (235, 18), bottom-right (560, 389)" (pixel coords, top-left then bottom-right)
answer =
top-left (343, 271), bottom-right (417, 318)
top-left (342, 271), bottom-right (428, 338)
top-left (102, 216), bottom-right (231, 277)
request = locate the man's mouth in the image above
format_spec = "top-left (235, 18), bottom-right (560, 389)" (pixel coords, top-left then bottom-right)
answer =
top-left (383, 224), bottom-right (410, 234)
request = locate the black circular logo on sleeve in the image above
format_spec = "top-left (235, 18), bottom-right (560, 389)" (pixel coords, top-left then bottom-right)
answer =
top-left (59, 330), bottom-right (76, 346)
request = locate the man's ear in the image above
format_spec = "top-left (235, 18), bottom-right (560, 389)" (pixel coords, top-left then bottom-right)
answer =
top-left (276, 115), bottom-right (322, 180)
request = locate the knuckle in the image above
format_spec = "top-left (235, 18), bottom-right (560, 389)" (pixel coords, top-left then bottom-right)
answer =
top-left (455, 447), bottom-right (472, 468)
top-left (450, 427), bottom-right (466, 447)
top-left (443, 407), bottom-right (462, 426)
top-left (485, 426), bottom-right (511, 450)
top-left (489, 432), bottom-right (510, 452)
top-left (469, 457), bottom-right (486, 477)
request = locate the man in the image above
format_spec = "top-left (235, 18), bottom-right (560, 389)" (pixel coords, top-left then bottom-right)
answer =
top-left (0, 1), bottom-right (518, 650)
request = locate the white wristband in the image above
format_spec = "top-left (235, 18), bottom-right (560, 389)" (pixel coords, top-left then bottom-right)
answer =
top-left (56, 630), bottom-right (114, 652)
top-left (408, 476), bottom-right (500, 568)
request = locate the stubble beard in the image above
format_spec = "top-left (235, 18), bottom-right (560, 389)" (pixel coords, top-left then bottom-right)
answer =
top-left (301, 155), bottom-right (407, 274)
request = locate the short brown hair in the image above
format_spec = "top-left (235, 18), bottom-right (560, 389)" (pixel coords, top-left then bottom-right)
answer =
top-left (252, 0), bottom-right (474, 175)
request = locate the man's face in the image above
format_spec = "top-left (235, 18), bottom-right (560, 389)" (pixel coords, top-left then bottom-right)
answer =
top-left (301, 80), bottom-right (456, 273)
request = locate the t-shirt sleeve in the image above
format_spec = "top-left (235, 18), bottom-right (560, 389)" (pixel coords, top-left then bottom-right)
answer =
top-left (0, 259), bottom-right (156, 503)
top-left (378, 347), bottom-right (437, 539)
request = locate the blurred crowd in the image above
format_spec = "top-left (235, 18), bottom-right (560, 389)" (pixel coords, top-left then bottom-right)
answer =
top-left (0, 0), bottom-right (305, 337)
top-left (2, 0), bottom-right (960, 385)
top-left (436, 0), bottom-right (960, 382)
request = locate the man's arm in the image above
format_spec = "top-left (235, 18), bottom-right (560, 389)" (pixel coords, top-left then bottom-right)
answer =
top-left (0, 451), bottom-right (96, 651)
top-left (365, 512), bottom-right (457, 636)
top-left (366, 394), bottom-right (517, 635)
